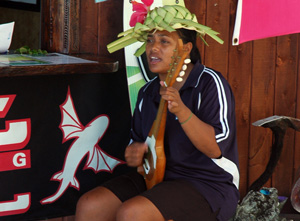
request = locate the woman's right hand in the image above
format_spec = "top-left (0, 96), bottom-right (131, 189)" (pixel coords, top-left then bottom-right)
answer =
top-left (124, 142), bottom-right (148, 167)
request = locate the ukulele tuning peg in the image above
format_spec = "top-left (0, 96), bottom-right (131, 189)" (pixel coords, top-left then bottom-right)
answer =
top-left (179, 70), bottom-right (185, 77)
top-left (176, 60), bottom-right (190, 82)
top-left (184, 58), bottom-right (191, 64)
top-left (176, 77), bottom-right (183, 82)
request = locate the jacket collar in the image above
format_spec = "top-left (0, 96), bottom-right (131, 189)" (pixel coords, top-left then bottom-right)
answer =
top-left (143, 60), bottom-right (204, 103)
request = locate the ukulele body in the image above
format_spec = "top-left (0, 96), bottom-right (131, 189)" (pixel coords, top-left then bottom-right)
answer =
top-left (138, 113), bottom-right (167, 189)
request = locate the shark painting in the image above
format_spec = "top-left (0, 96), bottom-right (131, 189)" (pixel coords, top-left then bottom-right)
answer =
top-left (40, 87), bottom-right (124, 204)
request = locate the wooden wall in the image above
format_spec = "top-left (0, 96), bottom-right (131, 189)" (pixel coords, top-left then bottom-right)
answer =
top-left (0, 7), bottom-right (40, 49)
top-left (41, 0), bottom-right (300, 201)
top-left (185, 0), bottom-right (300, 199)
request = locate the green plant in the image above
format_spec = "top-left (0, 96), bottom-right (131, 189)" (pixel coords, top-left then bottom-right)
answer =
top-left (15, 46), bottom-right (48, 56)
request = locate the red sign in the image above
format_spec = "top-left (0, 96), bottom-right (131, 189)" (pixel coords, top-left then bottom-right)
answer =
top-left (0, 150), bottom-right (31, 172)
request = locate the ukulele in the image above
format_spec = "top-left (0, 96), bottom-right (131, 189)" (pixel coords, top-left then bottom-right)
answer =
top-left (138, 39), bottom-right (190, 189)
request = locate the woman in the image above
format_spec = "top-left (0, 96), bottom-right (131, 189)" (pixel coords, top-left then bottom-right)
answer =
top-left (76, 4), bottom-right (239, 221)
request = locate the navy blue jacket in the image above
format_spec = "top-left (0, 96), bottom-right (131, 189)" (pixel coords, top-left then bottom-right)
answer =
top-left (131, 61), bottom-right (240, 220)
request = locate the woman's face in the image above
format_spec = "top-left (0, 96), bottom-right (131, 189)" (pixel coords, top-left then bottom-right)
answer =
top-left (145, 30), bottom-right (180, 77)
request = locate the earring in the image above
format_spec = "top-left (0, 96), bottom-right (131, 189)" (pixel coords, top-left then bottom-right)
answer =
top-left (176, 58), bottom-right (191, 82)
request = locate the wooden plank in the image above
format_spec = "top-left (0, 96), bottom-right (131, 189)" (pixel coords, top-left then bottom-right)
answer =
top-left (79, 0), bottom-right (98, 54)
top-left (185, 0), bottom-right (206, 62)
top-left (248, 37), bottom-right (276, 190)
top-left (0, 55), bottom-right (119, 77)
top-left (40, 0), bottom-right (51, 50)
top-left (68, 0), bottom-right (80, 53)
top-left (273, 34), bottom-right (298, 196)
top-left (227, 0), bottom-right (252, 199)
top-left (295, 33), bottom-right (300, 184)
top-left (98, 0), bottom-right (125, 68)
top-left (205, 0), bottom-right (230, 78)
top-left (41, 0), bottom-right (80, 53)
top-left (49, 0), bottom-right (65, 52)
top-left (228, 41), bottom-right (252, 198)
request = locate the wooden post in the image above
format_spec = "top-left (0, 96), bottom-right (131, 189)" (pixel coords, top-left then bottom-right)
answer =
top-left (41, 0), bottom-right (80, 54)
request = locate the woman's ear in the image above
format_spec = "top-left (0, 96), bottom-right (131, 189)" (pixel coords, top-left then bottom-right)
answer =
top-left (184, 42), bottom-right (193, 55)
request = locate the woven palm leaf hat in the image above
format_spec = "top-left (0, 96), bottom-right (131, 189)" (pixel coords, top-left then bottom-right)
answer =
top-left (107, 0), bottom-right (224, 57)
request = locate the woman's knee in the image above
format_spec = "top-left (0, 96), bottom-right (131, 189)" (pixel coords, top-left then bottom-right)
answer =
top-left (116, 196), bottom-right (164, 221)
top-left (116, 200), bottom-right (137, 220)
top-left (76, 187), bottom-right (117, 214)
top-left (76, 187), bottom-right (122, 221)
top-left (76, 189), bottom-right (100, 214)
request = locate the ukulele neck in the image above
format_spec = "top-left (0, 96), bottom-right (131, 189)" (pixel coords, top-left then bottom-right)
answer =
top-left (151, 97), bottom-right (168, 139)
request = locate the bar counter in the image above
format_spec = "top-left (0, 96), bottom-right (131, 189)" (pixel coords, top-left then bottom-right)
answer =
top-left (0, 53), bottom-right (131, 221)
top-left (0, 53), bottom-right (119, 77)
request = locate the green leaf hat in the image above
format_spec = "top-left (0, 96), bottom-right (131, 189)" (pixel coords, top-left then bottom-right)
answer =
top-left (107, 4), bottom-right (224, 57)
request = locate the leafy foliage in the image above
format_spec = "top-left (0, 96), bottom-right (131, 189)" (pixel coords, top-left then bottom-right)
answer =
top-left (15, 46), bottom-right (48, 56)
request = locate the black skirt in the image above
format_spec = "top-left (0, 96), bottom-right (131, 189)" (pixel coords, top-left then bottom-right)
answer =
top-left (102, 171), bottom-right (218, 221)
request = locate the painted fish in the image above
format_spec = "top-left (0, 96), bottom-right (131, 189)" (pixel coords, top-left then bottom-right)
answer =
top-left (40, 88), bottom-right (124, 204)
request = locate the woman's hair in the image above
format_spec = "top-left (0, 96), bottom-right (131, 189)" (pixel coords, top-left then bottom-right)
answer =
top-left (176, 29), bottom-right (202, 64)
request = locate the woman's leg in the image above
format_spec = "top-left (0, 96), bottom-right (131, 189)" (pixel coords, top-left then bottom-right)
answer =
top-left (75, 186), bottom-right (122, 221)
top-left (141, 180), bottom-right (218, 221)
top-left (75, 172), bottom-right (147, 221)
top-left (116, 195), bottom-right (165, 221)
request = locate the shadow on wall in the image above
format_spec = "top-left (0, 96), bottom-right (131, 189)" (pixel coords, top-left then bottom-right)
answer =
top-left (0, 7), bottom-right (40, 50)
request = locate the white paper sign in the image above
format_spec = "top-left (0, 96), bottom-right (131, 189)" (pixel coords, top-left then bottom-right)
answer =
top-left (0, 22), bottom-right (15, 53)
